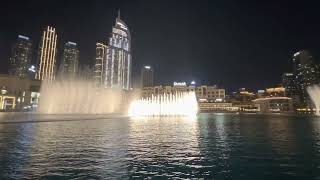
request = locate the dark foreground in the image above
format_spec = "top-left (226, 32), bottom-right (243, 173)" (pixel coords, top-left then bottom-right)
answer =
top-left (0, 113), bottom-right (320, 179)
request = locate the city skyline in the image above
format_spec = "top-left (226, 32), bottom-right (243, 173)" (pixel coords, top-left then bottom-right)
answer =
top-left (1, 0), bottom-right (320, 90)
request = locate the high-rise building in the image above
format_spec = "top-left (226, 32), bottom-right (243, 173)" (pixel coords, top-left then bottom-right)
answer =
top-left (292, 50), bottom-right (320, 105)
top-left (141, 65), bottom-right (154, 87)
top-left (94, 42), bottom-right (107, 86)
top-left (61, 41), bottom-right (79, 77)
top-left (9, 35), bottom-right (32, 78)
top-left (35, 26), bottom-right (58, 82)
top-left (105, 11), bottom-right (131, 90)
top-left (282, 73), bottom-right (296, 96)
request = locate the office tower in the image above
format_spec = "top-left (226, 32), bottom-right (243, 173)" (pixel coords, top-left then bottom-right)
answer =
top-left (105, 11), bottom-right (131, 90)
top-left (61, 41), bottom-right (79, 77)
top-left (35, 26), bottom-right (58, 82)
top-left (282, 73), bottom-right (296, 96)
top-left (94, 42), bottom-right (107, 86)
top-left (9, 35), bottom-right (32, 78)
top-left (141, 65), bottom-right (154, 87)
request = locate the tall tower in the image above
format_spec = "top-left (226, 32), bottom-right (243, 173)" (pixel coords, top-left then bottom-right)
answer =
top-left (35, 26), bottom-right (58, 82)
top-left (61, 41), bottom-right (79, 77)
top-left (292, 50), bottom-right (320, 106)
top-left (141, 65), bottom-right (154, 88)
top-left (94, 42), bottom-right (107, 86)
top-left (9, 35), bottom-right (32, 78)
top-left (105, 11), bottom-right (131, 90)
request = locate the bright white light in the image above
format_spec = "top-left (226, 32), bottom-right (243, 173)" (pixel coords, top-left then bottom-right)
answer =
top-left (129, 92), bottom-right (198, 117)
top-left (28, 65), bottom-right (36, 72)
top-left (173, 82), bottom-right (186, 86)
top-left (144, 66), bottom-right (151, 69)
top-left (18, 35), bottom-right (29, 40)
top-left (67, 41), bottom-right (77, 46)
top-left (191, 81), bottom-right (196, 85)
top-left (294, 52), bottom-right (300, 57)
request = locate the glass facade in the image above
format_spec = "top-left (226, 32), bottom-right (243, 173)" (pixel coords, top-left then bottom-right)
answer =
top-left (61, 42), bottom-right (79, 77)
top-left (9, 35), bottom-right (32, 78)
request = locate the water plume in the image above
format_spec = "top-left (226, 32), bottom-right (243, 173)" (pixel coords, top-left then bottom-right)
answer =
top-left (38, 79), bottom-right (122, 114)
top-left (128, 92), bottom-right (198, 117)
top-left (307, 85), bottom-right (320, 116)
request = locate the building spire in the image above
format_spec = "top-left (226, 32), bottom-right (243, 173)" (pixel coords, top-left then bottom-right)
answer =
top-left (118, 9), bottom-right (121, 19)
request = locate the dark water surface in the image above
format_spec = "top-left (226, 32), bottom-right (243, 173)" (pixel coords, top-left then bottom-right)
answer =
top-left (0, 113), bottom-right (320, 179)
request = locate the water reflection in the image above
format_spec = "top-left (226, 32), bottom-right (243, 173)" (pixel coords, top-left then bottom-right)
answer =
top-left (0, 114), bottom-right (319, 179)
top-left (127, 116), bottom-right (200, 178)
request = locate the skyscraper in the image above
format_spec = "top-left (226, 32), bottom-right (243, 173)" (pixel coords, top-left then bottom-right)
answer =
top-left (282, 73), bottom-right (296, 97)
top-left (35, 26), bottom-right (58, 82)
top-left (105, 11), bottom-right (131, 90)
top-left (94, 42), bottom-right (107, 86)
top-left (9, 35), bottom-right (32, 78)
top-left (292, 50), bottom-right (320, 105)
top-left (141, 65), bottom-right (154, 88)
top-left (61, 41), bottom-right (79, 77)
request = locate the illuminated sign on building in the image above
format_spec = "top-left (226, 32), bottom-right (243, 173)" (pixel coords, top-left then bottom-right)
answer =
top-left (173, 82), bottom-right (187, 86)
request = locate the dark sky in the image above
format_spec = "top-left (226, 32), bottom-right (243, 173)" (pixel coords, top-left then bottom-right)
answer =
top-left (1, 0), bottom-right (320, 91)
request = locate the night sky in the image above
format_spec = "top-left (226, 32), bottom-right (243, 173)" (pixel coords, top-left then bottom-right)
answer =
top-left (1, 0), bottom-right (320, 91)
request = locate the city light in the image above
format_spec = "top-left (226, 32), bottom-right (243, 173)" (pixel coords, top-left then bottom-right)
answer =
top-left (28, 65), bottom-right (36, 72)
top-left (18, 35), bottom-right (29, 40)
top-left (173, 82), bottom-right (186, 86)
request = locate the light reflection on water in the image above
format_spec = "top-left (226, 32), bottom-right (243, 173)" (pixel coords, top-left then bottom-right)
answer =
top-left (0, 114), bottom-right (320, 179)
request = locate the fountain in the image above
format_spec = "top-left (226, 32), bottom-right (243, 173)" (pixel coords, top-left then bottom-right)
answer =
top-left (38, 79), bottom-right (122, 114)
top-left (128, 92), bottom-right (198, 117)
top-left (307, 85), bottom-right (320, 115)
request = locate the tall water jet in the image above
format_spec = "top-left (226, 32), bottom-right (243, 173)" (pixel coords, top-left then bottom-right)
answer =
top-left (38, 79), bottom-right (123, 114)
top-left (128, 92), bottom-right (198, 117)
top-left (307, 85), bottom-right (320, 116)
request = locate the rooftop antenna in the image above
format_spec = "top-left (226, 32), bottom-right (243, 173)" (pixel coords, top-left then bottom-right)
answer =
top-left (118, 9), bottom-right (121, 19)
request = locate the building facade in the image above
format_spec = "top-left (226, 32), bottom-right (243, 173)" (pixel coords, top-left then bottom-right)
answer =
top-left (61, 41), bottom-right (79, 77)
top-left (35, 26), bottom-right (58, 82)
top-left (0, 74), bottom-right (41, 110)
top-left (105, 12), bottom-right (131, 90)
top-left (282, 73), bottom-right (297, 96)
top-left (9, 35), bottom-right (32, 79)
top-left (94, 43), bottom-right (107, 86)
top-left (253, 97), bottom-right (294, 113)
top-left (141, 65), bottom-right (154, 88)
top-left (141, 84), bottom-right (225, 102)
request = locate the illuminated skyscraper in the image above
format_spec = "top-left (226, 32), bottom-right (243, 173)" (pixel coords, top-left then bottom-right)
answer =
top-left (141, 65), bottom-right (154, 87)
top-left (61, 41), bottom-right (79, 77)
top-left (35, 26), bottom-right (58, 82)
top-left (105, 11), bottom-right (131, 90)
top-left (292, 50), bottom-right (320, 105)
top-left (9, 35), bottom-right (32, 78)
top-left (94, 42), bottom-right (107, 86)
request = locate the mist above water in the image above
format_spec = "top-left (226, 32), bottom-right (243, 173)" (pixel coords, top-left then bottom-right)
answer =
top-left (307, 85), bottom-right (320, 115)
top-left (38, 79), bottom-right (122, 114)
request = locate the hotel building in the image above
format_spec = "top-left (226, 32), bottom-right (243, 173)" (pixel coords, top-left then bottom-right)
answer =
top-left (104, 12), bottom-right (131, 90)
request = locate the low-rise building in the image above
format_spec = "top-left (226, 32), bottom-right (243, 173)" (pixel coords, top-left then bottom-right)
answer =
top-left (252, 97), bottom-right (294, 113)
top-left (0, 74), bottom-right (41, 110)
top-left (141, 83), bottom-right (225, 102)
top-left (199, 102), bottom-right (238, 112)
